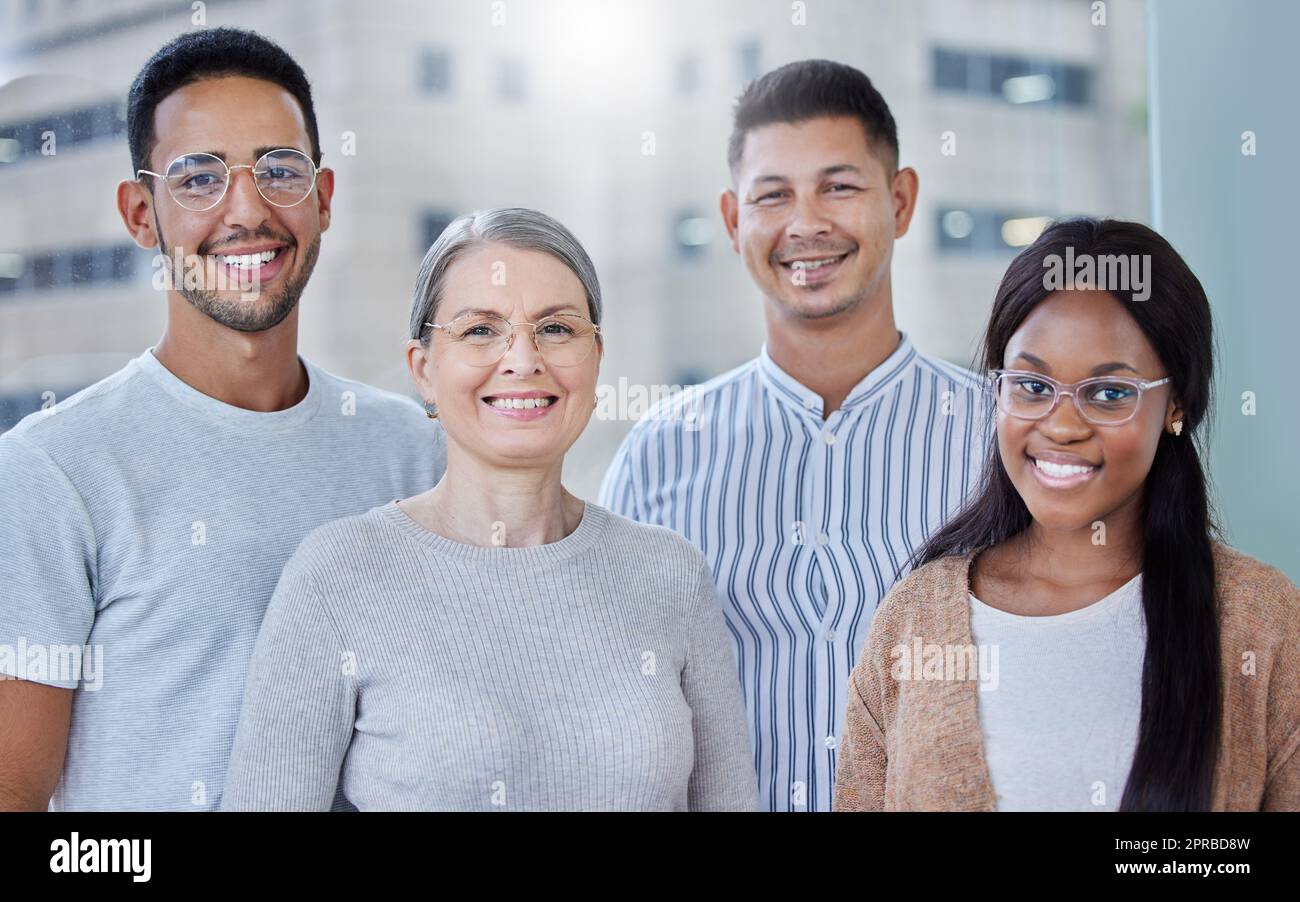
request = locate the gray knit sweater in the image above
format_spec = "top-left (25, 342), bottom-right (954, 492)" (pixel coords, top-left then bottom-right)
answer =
top-left (220, 499), bottom-right (760, 811)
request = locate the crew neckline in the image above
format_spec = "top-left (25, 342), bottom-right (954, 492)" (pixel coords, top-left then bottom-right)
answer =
top-left (134, 345), bottom-right (323, 431)
top-left (378, 497), bottom-right (610, 564)
top-left (968, 571), bottom-right (1143, 625)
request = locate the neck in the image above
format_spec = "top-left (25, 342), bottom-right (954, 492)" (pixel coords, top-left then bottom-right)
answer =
top-left (764, 274), bottom-right (900, 418)
top-left (153, 293), bottom-right (307, 411)
top-left (1019, 494), bottom-right (1146, 587)
top-left (413, 444), bottom-right (580, 547)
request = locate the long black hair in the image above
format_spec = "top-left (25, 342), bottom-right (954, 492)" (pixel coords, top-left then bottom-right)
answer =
top-left (911, 217), bottom-right (1221, 811)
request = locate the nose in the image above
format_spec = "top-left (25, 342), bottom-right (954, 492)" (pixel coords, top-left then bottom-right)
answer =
top-left (497, 323), bottom-right (545, 375)
top-left (1037, 390), bottom-right (1093, 441)
top-left (221, 166), bottom-right (272, 230)
top-left (786, 191), bottom-right (832, 241)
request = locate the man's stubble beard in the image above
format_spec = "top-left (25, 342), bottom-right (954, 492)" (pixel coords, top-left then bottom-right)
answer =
top-left (771, 278), bottom-right (870, 322)
top-left (156, 214), bottom-right (321, 333)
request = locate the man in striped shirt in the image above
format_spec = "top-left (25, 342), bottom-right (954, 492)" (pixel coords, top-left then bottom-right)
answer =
top-left (599, 60), bottom-right (989, 812)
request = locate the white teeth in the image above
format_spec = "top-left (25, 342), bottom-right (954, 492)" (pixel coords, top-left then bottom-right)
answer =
top-left (789, 255), bottom-right (844, 270)
top-left (488, 396), bottom-right (553, 409)
top-left (1033, 457), bottom-right (1096, 478)
top-left (215, 249), bottom-right (279, 269)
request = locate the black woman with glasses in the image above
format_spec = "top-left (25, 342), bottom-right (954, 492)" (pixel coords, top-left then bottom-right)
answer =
top-left (222, 207), bottom-right (759, 811)
top-left (835, 218), bottom-right (1299, 811)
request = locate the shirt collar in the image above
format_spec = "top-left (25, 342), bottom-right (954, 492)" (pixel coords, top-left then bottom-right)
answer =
top-left (757, 329), bottom-right (917, 418)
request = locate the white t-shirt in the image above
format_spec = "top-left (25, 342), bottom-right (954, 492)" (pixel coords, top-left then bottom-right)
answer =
top-left (0, 347), bottom-right (446, 810)
top-left (968, 572), bottom-right (1146, 811)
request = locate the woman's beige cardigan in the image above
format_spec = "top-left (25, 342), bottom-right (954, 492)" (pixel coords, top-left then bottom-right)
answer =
top-left (834, 541), bottom-right (1300, 811)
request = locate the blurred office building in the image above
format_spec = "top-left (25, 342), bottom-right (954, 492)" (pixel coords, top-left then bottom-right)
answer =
top-left (0, 0), bottom-right (1149, 496)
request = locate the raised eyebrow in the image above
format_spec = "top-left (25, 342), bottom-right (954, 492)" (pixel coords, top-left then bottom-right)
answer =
top-left (1089, 361), bottom-right (1141, 376)
top-left (749, 165), bottom-right (864, 188)
top-left (441, 306), bottom-right (505, 322)
top-left (169, 150), bottom-right (226, 162)
top-left (822, 164), bottom-right (865, 179)
top-left (170, 148), bottom-right (305, 165)
top-left (535, 304), bottom-right (585, 318)
top-left (1011, 352), bottom-right (1050, 372)
top-left (1010, 354), bottom-right (1140, 378)
top-left (440, 305), bottom-right (582, 322)
top-left (254, 146), bottom-right (311, 160)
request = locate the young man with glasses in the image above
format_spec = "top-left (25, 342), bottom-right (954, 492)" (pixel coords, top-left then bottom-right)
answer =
top-left (599, 60), bottom-right (989, 812)
top-left (0, 28), bottom-right (446, 811)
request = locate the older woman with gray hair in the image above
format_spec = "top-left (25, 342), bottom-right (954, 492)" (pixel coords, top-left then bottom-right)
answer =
top-left (221, 207), bottom-right (758, 811)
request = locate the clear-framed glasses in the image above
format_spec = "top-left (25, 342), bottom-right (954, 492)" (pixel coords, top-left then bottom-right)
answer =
top-left (136, 148), bottom-right (321, 212)
top-left (989, 369), bottom-right (1171, 426)
top-left (424, 312), bottom-right (601, 367)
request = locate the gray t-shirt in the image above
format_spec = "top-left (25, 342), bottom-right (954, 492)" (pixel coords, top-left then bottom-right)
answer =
top-left (221, 500), bottom-right (760, 811)
top-left (968, 573), bottom-right (1146, 811)
top-left (0, 347), bottom-right (446, 810)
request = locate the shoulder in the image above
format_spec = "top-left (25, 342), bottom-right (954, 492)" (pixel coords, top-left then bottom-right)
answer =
top-left (1212, 540), bottom-right (1300, 631)
top-left (594, 504), bottom-right (710, 572)
top-left (910, 348), bottom-right (986, 395)
top-left (305, 360), bottom-right (430, 424)
top-left (1, 359), bottom-right (147, 454)
top-left (867, 551), bottom-right (976, 646)
top-left (848, 550), bottom-right (974, 700)
top-left (303, 361), bottom-right (446, 457)
top-left (589, 505), bottom-right (716, 618)
top-left (278, 503), bottom-right (399, 590)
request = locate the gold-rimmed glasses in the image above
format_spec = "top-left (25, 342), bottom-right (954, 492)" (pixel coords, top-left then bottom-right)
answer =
top-left (425, 311), bottom-right (601, 367)
top-left (137, 148), bottom-right (321, 211)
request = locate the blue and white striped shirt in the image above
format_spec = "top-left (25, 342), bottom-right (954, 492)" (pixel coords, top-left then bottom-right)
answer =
top-left (599, 330), bottom-right (990, 811)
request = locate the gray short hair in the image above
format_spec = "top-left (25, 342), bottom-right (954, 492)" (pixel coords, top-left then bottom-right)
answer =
top-left (410, 207), bottom-right (603, 344)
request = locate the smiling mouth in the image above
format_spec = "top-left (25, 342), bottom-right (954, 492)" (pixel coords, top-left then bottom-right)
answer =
top-left (213, 248), bottom-right (283, 269)
top-left (779, 251), bottom-right (850, 272)
top-left (482, 395), bottom-right (559, 410)
top-left (1026, 452), bottom-right (1101, 487)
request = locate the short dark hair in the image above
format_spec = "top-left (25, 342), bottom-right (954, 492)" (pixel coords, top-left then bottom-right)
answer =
top-left (127, 27), bottom-right (320, 176)
top-left (727, 59), bottom-right (899, 177)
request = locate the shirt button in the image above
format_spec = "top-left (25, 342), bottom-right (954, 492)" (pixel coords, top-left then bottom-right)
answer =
top-left (822, 431), bottom-right (835, 445)
top-left (803, 395), bottom-right (817, 409)
top-left (825, 629), bottom-right (836, 642)
top-left (816, 531), bottom-right (830, 545)
top-left (825, 735), bottom-right (838, 750)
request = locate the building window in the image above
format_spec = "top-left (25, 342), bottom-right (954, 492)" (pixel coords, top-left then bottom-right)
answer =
top-left (69, 249), bottom-right (94, 284)
top-left (0, 243), bottom-right (140, 298)
top-left (936, 208), bottom-right (1052, 255)
top-left (417, 48), bottom-right (453, 96)
top-left (496, 57), bottom-right (526, 103)
top-left (420, 210), bottom-right (458, 255)
top-left (674, 51), bottom-right (699, 98)
top-left (738, 39), bottom-right (761, 85)
top-left (932, 48), bottom-right (1091, 107)
top-left (673, 212), bottom-right (713, 262)
top-left (0, 99), bottom-right (126, 163)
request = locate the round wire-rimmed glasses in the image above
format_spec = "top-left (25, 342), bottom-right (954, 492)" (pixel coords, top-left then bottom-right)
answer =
top-left (424, 312), bottom-right (601, 367)
top-left (989, 368), bottom-right (1171, 426)
top-left (136, 148), bottom-right (321, 211)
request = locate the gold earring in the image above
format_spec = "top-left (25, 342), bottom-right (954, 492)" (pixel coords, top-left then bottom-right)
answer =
top-left (1171, 420), bottom-right (1183, 436)
top-left (424, 400), bottom-right (439, 420)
